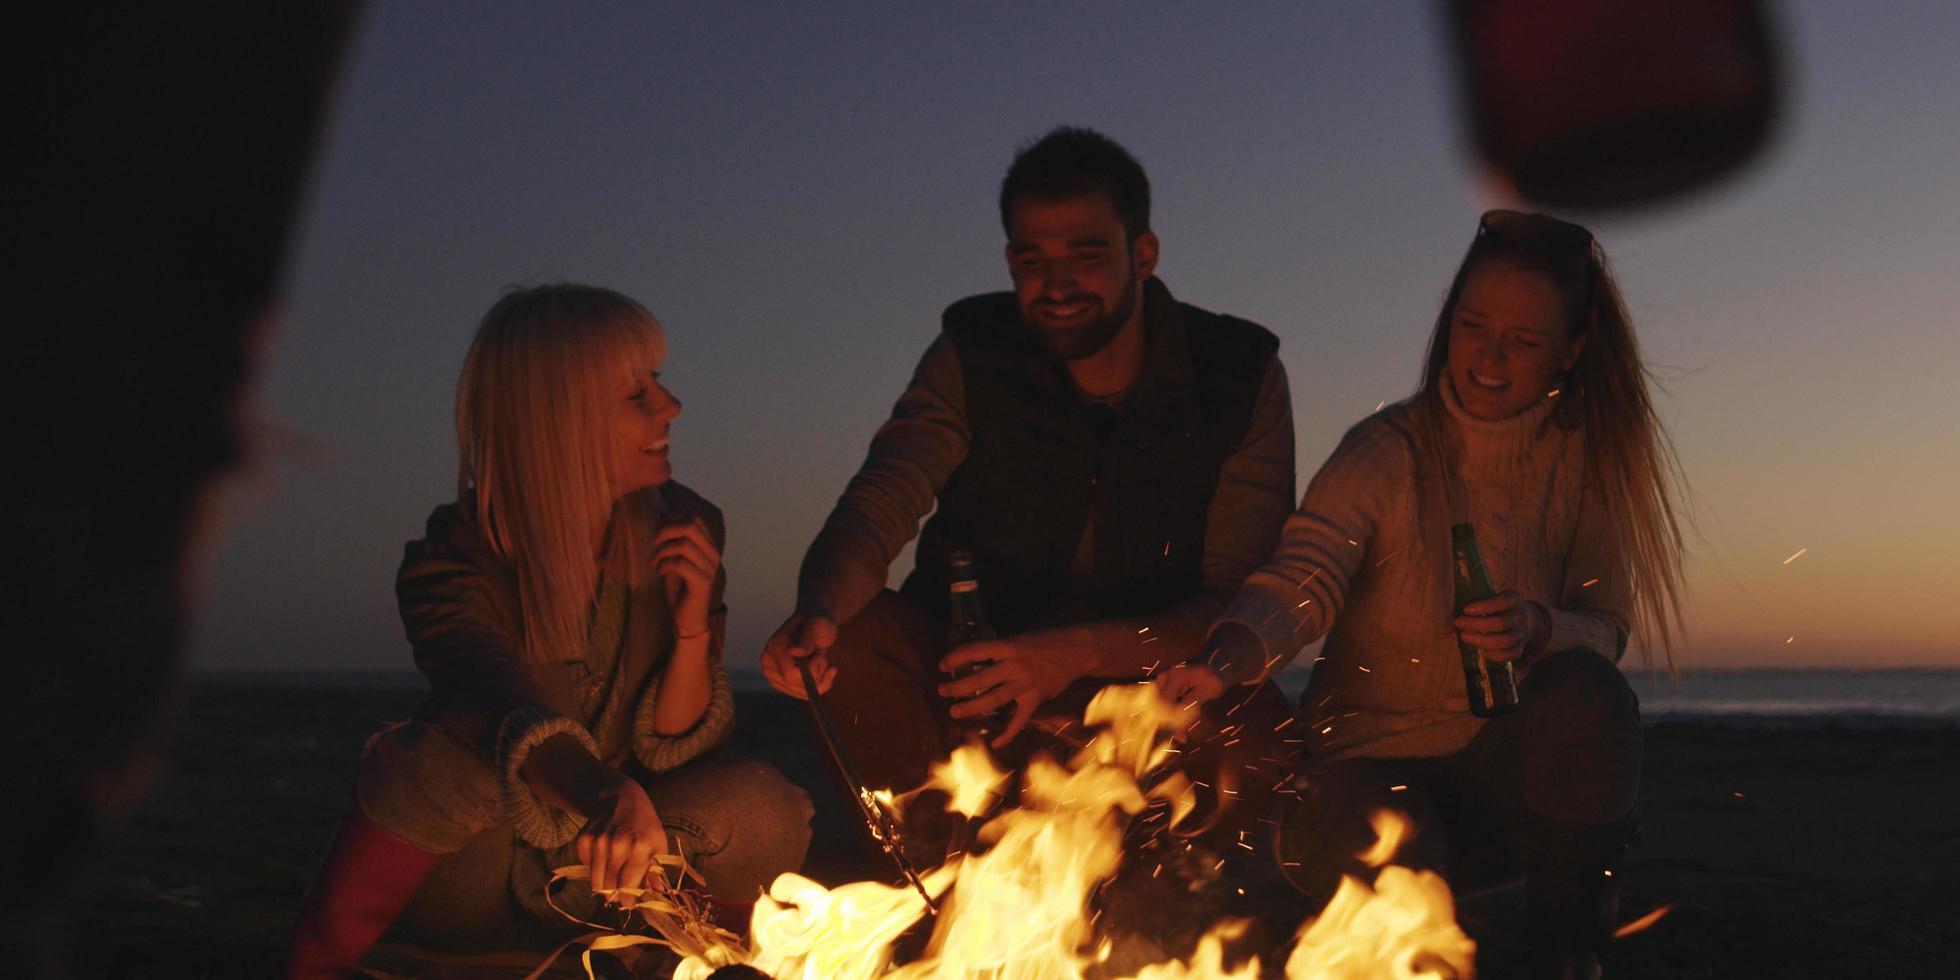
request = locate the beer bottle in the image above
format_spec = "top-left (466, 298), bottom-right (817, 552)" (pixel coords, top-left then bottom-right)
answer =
top-left (1451, 523), bottom-right (1521, 716)
top-left (946, 550), bottom-right (1006, 738)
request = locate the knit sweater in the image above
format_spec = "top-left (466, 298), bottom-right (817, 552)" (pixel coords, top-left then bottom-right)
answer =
top-left (1213, 376), bottom-right (1629, 764)
top-left (396, 481), bottom-right (737, 847)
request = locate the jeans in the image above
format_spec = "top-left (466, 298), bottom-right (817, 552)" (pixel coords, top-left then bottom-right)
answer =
top-left (353, 719), bottom-right (812, 949)
top-left (1277, 648), bottom-right (1643, 901)
top-left (819, 589), bottom-right (1297, 852)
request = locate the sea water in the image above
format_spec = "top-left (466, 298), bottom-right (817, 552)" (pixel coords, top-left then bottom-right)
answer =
top-left (1623, 667), bottom-right (1960, 726)
top-left (208, 666), bottom-right (1960, 727)
top-left (1267, 666), bottom-right (1960, 727)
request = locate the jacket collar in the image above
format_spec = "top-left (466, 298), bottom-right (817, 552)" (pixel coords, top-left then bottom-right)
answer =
top-left (1131, 276), bottom-right (1197, 402)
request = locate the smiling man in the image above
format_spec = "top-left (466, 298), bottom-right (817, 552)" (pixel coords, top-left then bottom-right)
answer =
top-left (761, 127), bottom-right (1297, 828)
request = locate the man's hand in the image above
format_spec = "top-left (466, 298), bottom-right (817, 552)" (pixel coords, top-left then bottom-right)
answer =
top-left (760, 611), bottom-right (838, 700)
top-left (1453, 590), bottom-right (1550, 663)
top-left (1154, 663), bottom-right (1227, 710)
top-left (938, 626), bottom-right (1099, 748)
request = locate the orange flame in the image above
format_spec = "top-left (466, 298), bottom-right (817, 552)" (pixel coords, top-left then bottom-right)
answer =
top-left (681, 684), bottom-right (1478, 979)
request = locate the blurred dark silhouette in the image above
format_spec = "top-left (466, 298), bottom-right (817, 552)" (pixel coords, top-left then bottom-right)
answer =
top-left (1449, 0), bottom-right (1781, 209)
top-left (10, 4), bottom-right (359, 974)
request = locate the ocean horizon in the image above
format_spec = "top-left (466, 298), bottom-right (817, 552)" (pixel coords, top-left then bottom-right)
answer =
top-left (192, 665), bottom-right (1960, 728)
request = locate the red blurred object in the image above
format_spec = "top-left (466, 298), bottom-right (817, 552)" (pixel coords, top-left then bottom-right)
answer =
top-left (1449, 0), bottom-right (1781, 209)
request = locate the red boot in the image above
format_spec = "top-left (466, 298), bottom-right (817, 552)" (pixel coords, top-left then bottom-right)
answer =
top-left (284, 801), bottom-right (440, 979)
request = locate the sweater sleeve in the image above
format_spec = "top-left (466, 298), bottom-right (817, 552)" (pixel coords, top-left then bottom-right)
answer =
top-left (635, 489), bottom-right (739, 770)
top-left (1543, 480), bottom-right (1632, 662)
top-left (797, 333), bottom-right (970, 624)
top-left (1207, 415), bottom-right (1408, 683)
top-left (633, 658), bottom-right (737, 772)
top-left (496, 708), bottom-right (599, 848)
top-left (397, 505), bottom-right (595, 846)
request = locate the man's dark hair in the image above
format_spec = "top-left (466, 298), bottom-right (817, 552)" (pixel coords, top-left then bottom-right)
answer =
top-left (998, 127), bottom-right (1151, 241)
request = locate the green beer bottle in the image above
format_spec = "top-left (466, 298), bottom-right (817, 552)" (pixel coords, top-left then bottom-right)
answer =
top-left (946, 550), bottom-right (1006, 738)
top-left (1451, 523), bottom-right (1520, 716)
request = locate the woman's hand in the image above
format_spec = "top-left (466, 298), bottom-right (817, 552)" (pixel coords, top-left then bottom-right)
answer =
top-left (1155, 664), bottom-right (1227, 709)
top-left (1158, 622), bottom-right (1263, 709)
top-left (576, 772), bottom-right (668, 894)
top-left (1453, 590), bottom-right (1550, 662)
top-left (652, 517), bottom-right (720, 639)
top-left (519, 734), bottom-right (669, 894)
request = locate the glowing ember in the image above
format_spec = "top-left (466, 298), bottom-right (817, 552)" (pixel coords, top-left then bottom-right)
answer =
top-left (680, 684), bottom-right (1477, 979)
top-left (1611, 903), bottom-right (1674, 939)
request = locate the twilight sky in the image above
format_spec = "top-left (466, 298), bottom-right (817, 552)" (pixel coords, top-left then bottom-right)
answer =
top-left (194, 1), bottom-right (1959, 676)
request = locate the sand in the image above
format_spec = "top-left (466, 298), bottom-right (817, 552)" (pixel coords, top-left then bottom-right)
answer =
top-left (50, 684), bottom-right (1960, 978)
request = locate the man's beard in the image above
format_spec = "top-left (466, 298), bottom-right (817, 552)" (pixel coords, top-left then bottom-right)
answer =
top-left (1026, 284), bottom-right (1139, 361)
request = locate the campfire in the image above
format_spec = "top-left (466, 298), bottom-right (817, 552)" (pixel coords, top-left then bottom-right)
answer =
top-left (675, 684), bottom-right (1476, 978)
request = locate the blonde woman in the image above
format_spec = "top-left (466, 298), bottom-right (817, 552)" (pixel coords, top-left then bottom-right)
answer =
top-left (285, 285), bottom-right (811, 976)
top-left (1159, 212), bottom-right (1687, 979)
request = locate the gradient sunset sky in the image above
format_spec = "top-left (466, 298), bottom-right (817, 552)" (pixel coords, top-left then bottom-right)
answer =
top-left (194, 1), bottom-right (1959, 675)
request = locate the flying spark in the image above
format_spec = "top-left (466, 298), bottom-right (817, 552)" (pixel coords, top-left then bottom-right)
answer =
top-left (1782, 548), bottom-right (1807, 565)
top-left (1612, 903), bottom-right (1675, 939)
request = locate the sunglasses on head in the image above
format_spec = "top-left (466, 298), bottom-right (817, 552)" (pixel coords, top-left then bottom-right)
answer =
top-left (1477, 209), bottom-right (1594, 257)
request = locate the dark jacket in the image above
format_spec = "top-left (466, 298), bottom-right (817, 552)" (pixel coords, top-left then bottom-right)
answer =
top-left (395, 481), bottom-right (734, 778)
top-left (902, 277), bottom-right (1279, 635)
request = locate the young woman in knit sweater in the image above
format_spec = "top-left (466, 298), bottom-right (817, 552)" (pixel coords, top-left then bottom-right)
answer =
top-left (1159, 211), bottom-right (1687, 979)
top-left (285, 285), bottom-right (812, 977)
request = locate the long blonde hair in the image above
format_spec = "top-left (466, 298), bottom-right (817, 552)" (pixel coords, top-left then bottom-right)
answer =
top-left (1415, 213), bottom-right (1690, 669)
top-left (456, 284), bottom-right (667, 664)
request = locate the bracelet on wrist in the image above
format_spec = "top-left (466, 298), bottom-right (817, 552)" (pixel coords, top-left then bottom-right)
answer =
top-left (675, 623), bottom-right (711, 640)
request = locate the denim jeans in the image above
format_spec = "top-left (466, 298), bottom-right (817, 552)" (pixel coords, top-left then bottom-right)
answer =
top-left (1277, 648), bottom-right (1643, 901)
top-left (354, 719), bottom-right (812, 949)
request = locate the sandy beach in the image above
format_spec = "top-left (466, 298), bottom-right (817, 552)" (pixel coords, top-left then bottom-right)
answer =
top-left (52, 682), bottom-right (1960, 978)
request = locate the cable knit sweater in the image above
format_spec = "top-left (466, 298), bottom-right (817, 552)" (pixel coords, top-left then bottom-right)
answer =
top-left (1213, 377), bottom-right (1629, 764)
